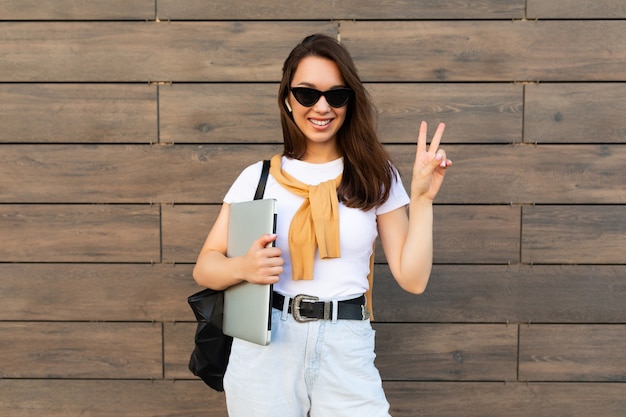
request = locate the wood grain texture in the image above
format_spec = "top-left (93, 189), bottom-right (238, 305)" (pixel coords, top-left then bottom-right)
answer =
top-left (519, 325), bottom-right (626, 381)
top-left (0, 84), bottom-right (157, 143)
top-left (0, 0), bottom-right (155, 20)
top-left (373, 265), bottom-right (626, 323)
top-left (166, 204), bottom-right (520, 264)
top-left (158, 83), bottom-right (522, 144)
top-left (525, 83), bottom-right (626, 143)
top-left (392, 145), bottom-right (626, 204)
top-left (3, 264), bottom-right (623, 325)
top-left (341, 21), bottom-right (626, 82)
top-left (163, 323), bottom-right (518, 382)
top-left (158, 83), bottom-right (283, 144)
top-left (161, 204), bottom-right (220, 263)
top-left (0, 322), bottom-right (162, 378)
top-left (4, 21), bottom-right (625, 82)
top-left (1, 4), bottom-right (625, 415)
top-left (3, 144), bottom-right (624, 204)
top-left (164, 322), bottom-right (197, 380)
top-left (374, 324), bottom-right (518, 381)
top-left (0, 22), bottom-right (336, 82)
top-left (158, 0), bottom-right (525, 20)
top-left (0, 263), bottom-right (199, 322)
top-left (384, 381), bottom-right (626, 417)
top-left (522, 205), bottom-right (626, 264)
top-left (0, 144), bottom-right (281, 204)
top-left (0, 380), bottom-right (227, 417)
top-left (0, 205), bottom-right (160, 262)
top-left (527, 0), bottom-right (626, 18)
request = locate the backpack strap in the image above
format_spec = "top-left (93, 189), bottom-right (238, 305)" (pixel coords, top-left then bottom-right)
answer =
top-left (254, 159), bottom-right (271, 200)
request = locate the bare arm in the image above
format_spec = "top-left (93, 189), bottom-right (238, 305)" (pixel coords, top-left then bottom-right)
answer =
top-left (378, 121), bottom-right (451, 294)
top-left (192, 203), bottom-right (284, 290)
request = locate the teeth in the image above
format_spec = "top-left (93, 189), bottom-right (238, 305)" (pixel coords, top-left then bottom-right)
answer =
top-left (311, 119), bottom-right (331, 126)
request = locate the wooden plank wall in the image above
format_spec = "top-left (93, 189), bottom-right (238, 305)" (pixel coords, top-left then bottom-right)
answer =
top-left (1, 1), bottom-right (625, 416)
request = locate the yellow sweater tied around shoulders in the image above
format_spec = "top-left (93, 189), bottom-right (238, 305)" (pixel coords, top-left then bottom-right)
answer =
top-left (269, 154), bottom-right (342, 280)
top-left (269, 154), bottom-right (376, 320)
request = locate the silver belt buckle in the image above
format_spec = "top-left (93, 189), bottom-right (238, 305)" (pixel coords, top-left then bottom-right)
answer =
top-left (292, 294), bottom-right (319, 323)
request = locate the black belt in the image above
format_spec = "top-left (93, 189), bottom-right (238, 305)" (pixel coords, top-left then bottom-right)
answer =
top-left (272, 292), bottom-right (370, 322)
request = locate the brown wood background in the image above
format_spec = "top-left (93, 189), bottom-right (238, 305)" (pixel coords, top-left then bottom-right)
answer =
top-left (1, 1), bottom-right (625, 416)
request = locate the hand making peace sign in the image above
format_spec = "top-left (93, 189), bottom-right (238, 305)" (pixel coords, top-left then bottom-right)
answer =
top-left (411, 121), bottom-right (452, 202)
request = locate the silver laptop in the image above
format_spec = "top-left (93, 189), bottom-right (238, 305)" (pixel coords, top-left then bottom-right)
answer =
top-left (223, 198), bottom-right (277, 346)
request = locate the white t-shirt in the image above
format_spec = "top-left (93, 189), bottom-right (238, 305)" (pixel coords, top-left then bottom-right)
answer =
top-left (224, 156), bottom-right (410, 300)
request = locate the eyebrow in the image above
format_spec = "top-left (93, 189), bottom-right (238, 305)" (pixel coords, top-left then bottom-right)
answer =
top-left (294, 82), bottom-right (347, 89)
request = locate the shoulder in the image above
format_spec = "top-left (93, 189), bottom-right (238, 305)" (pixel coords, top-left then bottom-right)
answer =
top-left (223, 160), bottom-right (266, 203)
top-left (376, 163), bottom-right (410, 215)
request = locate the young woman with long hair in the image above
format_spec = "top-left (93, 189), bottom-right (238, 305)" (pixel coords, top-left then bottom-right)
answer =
top-left (193, 33), bottom-right (451, 416)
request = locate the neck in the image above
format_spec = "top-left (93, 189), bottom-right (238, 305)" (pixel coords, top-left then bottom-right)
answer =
top-left (301, 142), bottom-right (341, 164)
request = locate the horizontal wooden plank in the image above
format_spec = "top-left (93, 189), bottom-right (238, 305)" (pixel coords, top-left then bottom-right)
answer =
top-left (370, 83), bottom-right (522, 144)
top-left (0, 205), bottom-right (160, 262)
top-left (3, 21), bottom-right (625, 82)
top-left (164, 205), bottom-right (520, 264)
top-left (0, 322), bottom-right (161, 378)
top-left (159, 83), bottom-right (282, 144)
top-left (431, 205), bottom-right (520, 264)
top-left (160, 83), bottom-right (522, 144)
top-left (0, 380), bottom-right (227, 417)
top-left (3, 259), bottom-right (621, 325)
top-left (158, 0), bottom-right (525, 20)
top-left (164, 322), bottom-right (196, 380)
top-left (0, 22), bottom-right (336, 82)
top-left (1, 380), bottom-right (624, 417)
top-left (0, 84), bottom-right (156, 143)
top-left (0, 144), bottom-right (281, 204)
top-left (164, 323), bottom-right (517, 381)
top-left (525, 83), bottom-right (626, 143)
top-left (341, 21), bottom-right (626, 82)
top-left (4, 263), bottom-right (623, 325)
top-left (384, 381), bottom-right (626, 417)
top-left (161, 204), bottom-right (220, 263)
top-left (49, 262), bottom-right (607, 327)
top-left (0, 0), bottom-right (154, 20)
top-left (522, 205), bottom-right (626, 264)
top-left (2, 144), bottom-right (624, 204)
top-left (374, 265), bottom-right (626, 323)
top-left (408, 145), bottom-right (625, 204)
top-left (0, 263), bottom-right (200, 322)
top-left (528, 0), bottom-right (626, 19)
top-left (519, 325), bottom-right (626, 381)
top-left (374, 324), bottom-right (517, 381)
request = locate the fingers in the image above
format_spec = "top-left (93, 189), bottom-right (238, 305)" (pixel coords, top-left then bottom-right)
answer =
top-left (417, 121), bottom-right (446, 155)
top-left (428, 122), bottom-right (446, 153)
top-left (248, 234), bottom-right (283, 284)
top-left (256, 233), bottom-right (278, 249)
top-left (417, 121), bottom-right (428, 153)
top-left (435, 151), bottom-right (450, 169)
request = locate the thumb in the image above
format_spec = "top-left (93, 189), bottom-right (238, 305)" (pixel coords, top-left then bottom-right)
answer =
top-left (256, 233), bottom-right (277, 249)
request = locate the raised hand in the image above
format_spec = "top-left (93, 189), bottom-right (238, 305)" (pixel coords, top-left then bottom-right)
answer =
top-left (411, 121), bottom-right (452, 202)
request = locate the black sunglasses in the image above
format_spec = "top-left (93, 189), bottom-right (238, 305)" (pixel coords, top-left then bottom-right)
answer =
top-left (290, 87), bottom-right (353, 108)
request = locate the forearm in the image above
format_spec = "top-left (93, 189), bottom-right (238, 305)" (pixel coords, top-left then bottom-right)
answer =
top-left (192, 250), bottom-right (245, 291)
top-left (398, 197), bottom-right (434, 294)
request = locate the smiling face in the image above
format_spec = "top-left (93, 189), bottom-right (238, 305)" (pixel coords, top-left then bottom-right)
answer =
top-left (286, 56), bottom-right (348, 161)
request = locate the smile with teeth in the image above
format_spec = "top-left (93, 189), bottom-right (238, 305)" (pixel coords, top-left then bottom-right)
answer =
top-left (310, 118), bottom-right (332, 126)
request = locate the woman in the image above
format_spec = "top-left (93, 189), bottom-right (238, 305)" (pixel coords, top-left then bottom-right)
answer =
top-left (193, 33), bottom-right (451, 416)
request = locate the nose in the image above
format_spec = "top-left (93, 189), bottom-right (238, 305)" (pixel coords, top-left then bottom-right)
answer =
top-left (312, 95), bottom-right (331, 113)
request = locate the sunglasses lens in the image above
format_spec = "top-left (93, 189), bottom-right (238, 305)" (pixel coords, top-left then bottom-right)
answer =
top-left (292, 88), bottom-right (321, 107)
top-left (291, 87), bottom-right (352, 108)
top-left (325, 89), bottom-right (351, 107)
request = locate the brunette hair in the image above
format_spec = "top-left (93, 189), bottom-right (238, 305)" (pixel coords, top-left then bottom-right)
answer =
top-left (278, 34), bottom-right (396, 211)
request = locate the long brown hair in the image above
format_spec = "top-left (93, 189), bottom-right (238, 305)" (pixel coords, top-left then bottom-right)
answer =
top-left (278, 34), bottom-right (396, 211)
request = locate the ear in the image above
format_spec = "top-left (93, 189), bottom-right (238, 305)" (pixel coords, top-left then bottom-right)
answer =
top-left (284, 98), bottom-right (292, 113)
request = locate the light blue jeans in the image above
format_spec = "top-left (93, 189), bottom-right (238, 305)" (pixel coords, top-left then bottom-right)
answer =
top-left (224, 307), bottom-right (391, 416)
